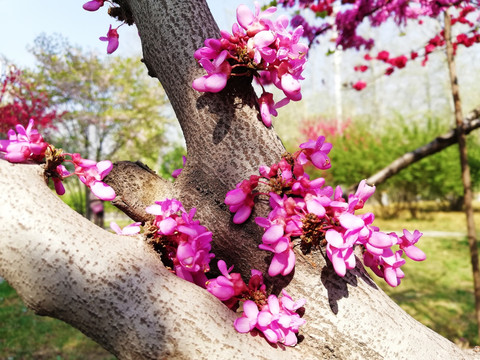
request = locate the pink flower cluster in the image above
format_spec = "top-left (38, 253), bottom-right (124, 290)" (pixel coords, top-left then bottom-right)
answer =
top-left (193, 2), bottom-right (308, 127)
top-left (146, 199), bottom-right (215, 287)
top-left (0, 120), bottom-right (116, 201)
top-left (235, 291), bottom-right (306, 346)
top-left (82, 1), bottom-right (121, 54)
top-left (0, 119), bottom-right (48, 163)
top-left (206, 260), bottom-right (306, 346)
top-left (224, 135), bottom-right (425, 286)
top-left (206, 260), bottom-right (265, 309)
top-left (62, 153), bottom-right (116, 200)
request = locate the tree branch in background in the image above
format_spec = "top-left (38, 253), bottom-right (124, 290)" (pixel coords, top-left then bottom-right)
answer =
top-left (352, 106), bottom-right (480, 190)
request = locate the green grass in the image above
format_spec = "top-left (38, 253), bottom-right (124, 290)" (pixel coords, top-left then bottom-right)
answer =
top-left (0, 280), bottom-right (115, 360)
top-left (368, 209), bottom-right (479, 348)
top-left (0, 209), bottom-right (478, 355)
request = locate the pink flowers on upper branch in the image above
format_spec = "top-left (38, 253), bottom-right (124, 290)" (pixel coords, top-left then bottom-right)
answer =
top-left (193, 2), bottom-right (308, 127)
top-left (277, 1), bottom-right (480, 85)
top-left (100, 25), bottom-right (120, 54)
top-left (82, 1), bottom-right (124, 54)
top-left (82, 0), bottom-right (105, 11)
top-left (224, 135), bottom-right (426, 287)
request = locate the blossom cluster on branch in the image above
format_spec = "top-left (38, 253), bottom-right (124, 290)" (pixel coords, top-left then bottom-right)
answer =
top-left (82, 0), bottom-right (123, 54)
top-left (110, 196), bottom-right (307, 346)
top-left (192, 2), bottom-right (308, 127)
top-left (225, 135), bottom-right (426, 287)
top-left (0, 119), bottom-right (115, 200)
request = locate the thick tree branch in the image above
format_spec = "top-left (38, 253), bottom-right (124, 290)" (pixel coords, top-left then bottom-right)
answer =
top-left (0, 161), bottom-right (300, 359)
top-left (104, 161), bottom-right (172, 223)
top-left (357, 106), bottom-right (480, 188)
top-left (117, 0), bottom-right (286, 281)
top-left (0, 160), bottom-right (474, 359)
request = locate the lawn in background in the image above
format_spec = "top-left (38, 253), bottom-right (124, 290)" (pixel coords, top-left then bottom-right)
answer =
top-left (0, 210), bottom-right (478, 357)
top-left (371, 208), bottom-right (478, 348)
top-left (0, 280), bottom-right (114, 360)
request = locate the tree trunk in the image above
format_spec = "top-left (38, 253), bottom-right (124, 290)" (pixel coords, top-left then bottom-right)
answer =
top-left (444, 10), bottom-right (480, 342)
top-left (0, 1), bottom-right (477, 359)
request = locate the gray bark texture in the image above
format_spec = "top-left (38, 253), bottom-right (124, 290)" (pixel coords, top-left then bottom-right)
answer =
top-left (0, 0), bottom-right (478, 359)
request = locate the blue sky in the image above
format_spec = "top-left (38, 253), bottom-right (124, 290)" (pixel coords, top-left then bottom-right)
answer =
top-left (0, 0), bottom-right (248, 68)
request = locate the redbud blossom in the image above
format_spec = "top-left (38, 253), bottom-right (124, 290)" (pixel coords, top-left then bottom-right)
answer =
top-left (193, 2), bottom-right (308, 127)
top-left (0, 119), bottom-right (48, 163)
top-left (82, 0), bottom-right (105, 11)
top-left (100, 25), bottom-right (120, 54)
top-left (352, 81), bottom-right (367, 91)
top-left (226, 135), bottom-right (425, 288)
top-left (110, 221), bottom-right (141, 236)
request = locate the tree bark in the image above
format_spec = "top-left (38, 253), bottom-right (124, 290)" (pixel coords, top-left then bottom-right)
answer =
top-left (444, 11), bottom-right (480, 342)
top-left (0, 0), bottom-right (477, 359)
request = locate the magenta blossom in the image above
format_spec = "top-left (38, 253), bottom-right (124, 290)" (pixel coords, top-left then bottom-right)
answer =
top-left (110, 221), bottom-right (141, 236)
top-left (298, 135), bottom-right (332, 170)
top-left (226, 135), bottom-right (424, 287)
top-left (50, 165), bottom-right (70, 196)
top-left (193, 2), bottom-right (308, 127)
top-left (399, 229), bottom-right (426, 261)
top-left (224, 175), bottom-right (260, 224)
top-left (82, 0), bottom-right (105, 11)
top-left (234, 291), bottom-right (306, 346)
top-left (206, 260), bottom-right (248, 303)
top-left (0, 119), bottom-right (48, 163)
top-left (192, 50), bottom-right (231, 93)
top-left (67, 154), bottom-right (116, 201)
top-left (172, 155), bottom-right (187, 178)
top-left (100, 25), bottom-right (120, 54)
top-left (146, 199), bottom-right (215, 288)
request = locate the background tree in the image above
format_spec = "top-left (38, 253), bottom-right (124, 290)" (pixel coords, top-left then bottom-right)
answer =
top-left (0, 65), bottom-right (63, 134)
top-left (0, 1), bottom-right (478, 359)
top-left (28, 34), bottom-right (175, 222)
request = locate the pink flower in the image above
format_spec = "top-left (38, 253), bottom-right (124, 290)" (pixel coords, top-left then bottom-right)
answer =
top-left (256, 292), bottom-right (305, 346)
top-left (172, 155), bottom-right (186, 178)
top-left (349, 179), bottom-right (376, 210)
top-left (352, 81), bottom-right (367, 91)
top-left (0, 119), bottom-right (48, 163)
top-left (224, 175), bottom-right (259, 224)
top-left (325, 229), bottom-right (356, 277)
top-left (192, 50), bottom-right (231, 93)
top-left (70, 155), bottom-right (116, 201)
top-left (100, 25), bottom-right (119, 54)
top-left (146, 199), bottom-right (214, 287)
top-left (399, 229), bottom-right (426, 261)
top-left (234, 300), bottom-right (259, 333)
top-left (298, 135), bottom-right (332, 170)
top-left (236, 2), bottom-right (276, 36)
top-left (110, 221), bottom-right (141, 236)
top-left (51, 165), bottom-right (70, 196)
top-left (193, 2), bottom-right (307, 127)
top-left (206, 260), bottom-right (248, 302)
top-left (82, 0), bottom-right (105, 11)
top-left (382, 249), bottom-right (407, 287)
